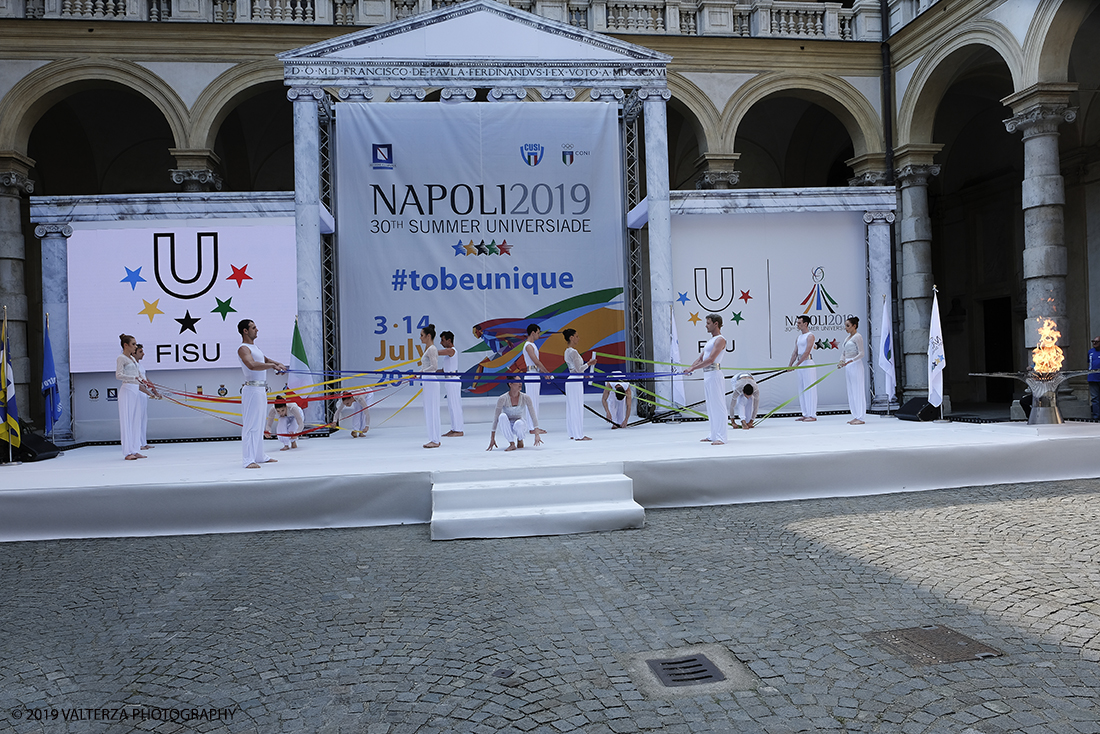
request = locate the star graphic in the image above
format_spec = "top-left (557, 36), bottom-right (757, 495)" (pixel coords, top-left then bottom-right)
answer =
top-left (211, 296), bottom-right (237, 321)
top-left (730, 311), bottom-right (744, 324)
top-left (226, 264), bottom-right (252, 288)
top-left (486, 240), bottom-right (499, 255)
top-left (830, 339), bottom-right (838, 349)
top-left (497, 240), bottom-right (513, 255)
top-left (463, 240), bottom-right (478, 256)
top-left (138, 299), bottom-right (164, 323)
top-left (121, 266), bottom-right (146, 290)
top-left (452, 240), bottom-right (466, 256)
top-left (176, 310), bottom-right (201, 334)
top-left (475, 240), bottom-right (489, 255)
top-left (676, 292), bottom-right (690, 305)
top-left (688, 312), bottom-right (701, 325)
top-left (739, 289), bottom-right (752, 303)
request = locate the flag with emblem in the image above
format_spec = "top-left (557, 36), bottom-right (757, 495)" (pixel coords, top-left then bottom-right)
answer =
top-left (42, 316), bottom-right (62, 435)
top-left (1, 311), bottom-right (20, 449)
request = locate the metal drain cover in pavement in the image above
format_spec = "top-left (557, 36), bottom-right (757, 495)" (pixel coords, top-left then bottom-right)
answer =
top-left (865, 625), bottom-right (1002, 665)
top-left (646, 654), bottom-right (727, 687)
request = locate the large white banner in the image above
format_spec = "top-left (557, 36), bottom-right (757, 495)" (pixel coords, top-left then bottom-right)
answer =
top-left (671, 212), bottom-right (868, 414)
top-left (335, 102), bottom-right (625, 397)
top-left (67, 219), bottom-right (297, 373)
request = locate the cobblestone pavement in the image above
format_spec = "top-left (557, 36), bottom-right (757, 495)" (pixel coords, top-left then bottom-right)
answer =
top-left (2, 479), bottom-right (1099, 734)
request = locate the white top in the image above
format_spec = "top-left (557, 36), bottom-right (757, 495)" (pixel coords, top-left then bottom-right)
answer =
top-left (116, 354), bottom-right (140, 384)
top-left (842, 333), bottom-right (865, 362)
top-left (335, 394), bottom-right (370, 426)
top-left (564, 347), bottom-right (587, 373)
top-left (239, 343), bottom-right (268, 381)
top-left (439, 348), bottom-right (457, 372)
top-left (422, 343), bottom-right (439, 372)
top-left (607, 388), bottom-right (629, 424)
top-left (703, 335), bottom-right (724, 368)
top-left (795, 331), bottom-right (815, 364)
top-left (265, 403), bottom-right (305, 433)
top-left (137, 361), bottom-right (147, 380)
top-left (524, 341), bottom-right (540, 372)
top-left (494, 392), bottom-right (538, 428)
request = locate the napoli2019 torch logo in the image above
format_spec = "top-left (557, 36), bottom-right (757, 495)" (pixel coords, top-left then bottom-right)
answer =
top-left (800, 266), bottom-right (838, 314)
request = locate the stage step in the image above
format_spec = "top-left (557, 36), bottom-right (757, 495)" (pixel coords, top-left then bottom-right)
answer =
top-left (430, 464), bottom-right (645, 540)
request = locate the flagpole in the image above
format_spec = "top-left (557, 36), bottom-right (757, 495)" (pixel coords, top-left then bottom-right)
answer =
top-left (47, 313), bottom-right (54, 444)
top-left (3, 305), bottom-right (11, 466)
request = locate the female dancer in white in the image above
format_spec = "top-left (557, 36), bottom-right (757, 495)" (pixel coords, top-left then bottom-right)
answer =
top-left (266, 397), bottom-right (306, 450)
top-left (837, 316), bottom-right (866, 425)
top-left (685, 314), bottom-right (728, 445)
top-left (334, 392), bottom-right (370, 437)
top-left (563, 328), bottom-right (597, 440)
top-left (419, 324), bottom-right (442, 448)
top-left (788, 314), bottom-right (818, 421)
top-left (487, 379), bottom-right (544, 451)
top-left (116, 334), bottom-right (151, 460)
top-left (438, 330), bottom-right (464, 437)
top-left (521, 323), bottom-right (548, 434)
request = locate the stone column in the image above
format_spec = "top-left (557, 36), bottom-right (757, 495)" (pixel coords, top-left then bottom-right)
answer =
top-left (1003, 84), bottom-right (1077, 347)
top-left (642, 88), bottom-right (673, 404)
top-left (893, 144), bottom-right (941, 401)
top-left (169, 148), bottom-right (223, 192)
top-left (35, 223), bottom-right (74, 443)
top-left (0, 156), bottom-right (33, 419)
top-left (693, 153), bottom-right (740, 190)
top-left (864, 210), bottom-right (896, 408)
top-left (289, 87), bottom-right (324, 424)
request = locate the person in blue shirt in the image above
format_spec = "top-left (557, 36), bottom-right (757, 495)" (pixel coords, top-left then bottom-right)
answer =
top-left (1089, 336), bottom-right (1100, 420)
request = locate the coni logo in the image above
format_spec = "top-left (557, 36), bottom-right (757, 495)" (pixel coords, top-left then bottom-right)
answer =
top-left (520, 143), bottom-right (544, 166)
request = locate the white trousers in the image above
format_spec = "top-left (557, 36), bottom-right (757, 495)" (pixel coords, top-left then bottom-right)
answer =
top-left (797, 363), bottom-right (818, 418)
top-left (340, 407), bottom-right (368, 433)
top-left (565, 377), bottom-right (585, 439)
top-left (495, 414), bottom-right (527, 444)
top-left (423, 377), bottom-right (442, 443)
top-left (118, 382), bottom-right (142, 457)
top-left (139, 390), bottom-right (149, 447)
top-left (734, 394), bottom-right (755, 423)
top-left (444, 375), bottom-right (464, 431)
top-left (241, 385), bottom-right (271, 467)
top-left (524, 371), bottom-right (540, 429)
top-left (845, 360), bottom-right (866, 420)
top-left (276, 416), bottom-right (300, 446)
top-left (703, 370), bottom-right (728, 443)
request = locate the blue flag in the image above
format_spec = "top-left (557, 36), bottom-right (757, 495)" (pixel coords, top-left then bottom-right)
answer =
top-left (42, 319), bottom-right (62, 435)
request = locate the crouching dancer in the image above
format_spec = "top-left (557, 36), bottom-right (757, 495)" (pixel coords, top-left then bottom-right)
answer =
top-left (487, 379), bottom-right (544, 452)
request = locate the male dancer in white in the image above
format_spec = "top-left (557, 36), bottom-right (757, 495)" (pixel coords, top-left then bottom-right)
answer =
top-left (116, 334), bottom-right (152, 460)
top-left (730, 373), bottom-right (760, 429)
top-left (563, 328), bottom-right (597, 440)
top-left (419, 324), bottom-right (442, 449)
top-left (334, 392), bottom-right (370, 437)
top-left (134, 343), bottom-right (161, 450)
top-left (487, 379), bottom-right (544, 451)
top-left (521, 323), bottom-right (548, 434)
top-left (265, 397), bottom-right (305, 450)
top-left (237, 319), bottom-right (288, 469)
top-left (438, 330), bottom-right (464, 437)
top-left (601, 377), bottom-right (633, 429)
top-left (685, 314), bottom-right (728, 445)
top-left (788, 314), bottom-right (818, 421)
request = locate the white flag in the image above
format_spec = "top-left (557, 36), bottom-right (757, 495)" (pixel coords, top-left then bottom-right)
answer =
top-left (928, 288), bottom-right (946, 407)
top-left (670, 306), bottom-right (686, 409)
top-left (877, 295), bottom-right (896, 401)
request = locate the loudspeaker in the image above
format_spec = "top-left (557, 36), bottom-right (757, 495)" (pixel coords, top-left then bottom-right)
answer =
top-left (0, 425), bottom-right (61, 462)
top-left (896, 398), bottom-right (939, 422)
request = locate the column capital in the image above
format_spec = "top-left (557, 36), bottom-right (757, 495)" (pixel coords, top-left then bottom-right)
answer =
top-left (489, 88), bottom-right (528, 102)
top-left (170, 169), bottom-right (224, 192)
top-left (538, 87), bottom-right (575, 101)
top-left (287, 86), bottom-right (325, 102)
top-left (846, 152), bottom-right (889, 186)
top-left (1001, 82), bottom-right (1077, 115)
top-left (692, 152), bottom-right (741, 190)
top-left (34, 223), bottom-right (73, 239)
top-left (589, 88), bottom-right (625, 102)
top-left (1003, 104), bottom-right (1077, 139)
top-left (389, 88), bottom-right (427, 102)
top-left (0, 170), bottom-right (34, 195)
top-left (636, 88), bottom-right (671, 101)
top-left (894, 163), bottom-right (940, 187)
top-left (336, 87), bottom-right (374, 101)
top-left (440, 87), bottom-right (477, 103)
top-left (863, 211), bottom-right (895, 224)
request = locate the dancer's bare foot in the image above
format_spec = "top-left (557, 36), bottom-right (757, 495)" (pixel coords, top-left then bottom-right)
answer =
top-left (516, 439), bottom-right (524, 448)
top-left (803, 416), bottom-right (817, 422)
top-left (141, 445), bottom-right (154, 450)
top-left (849, 419), bottom-right (864, 425)
top-left (505, 442), bottom-right (518, 451)
top-left (711, 440), bottom-right (725, 446)
top-left (578, 436), bottom-right (592, 441)
top-left (125, 454), bottom-right (139, 461)
top-left (280, 445), bottom-right (291, 451)
top-left (423, 442), bottom-right (440, 449)
top-left (745, 420), bottom-right (754, 429)
top-left (263, 458), bottom-right (278, 463)
top-left (443, 430), bottom-right (464, 437)
top-left (134, 453), bottom-right (147, 459)
top-left (246, 462), bottom-right (261, 469)
top-left (701, 437), bottom-right (713, 442)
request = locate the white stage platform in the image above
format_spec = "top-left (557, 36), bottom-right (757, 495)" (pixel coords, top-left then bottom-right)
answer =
top-left (3, 415), bottom-right (1100, 543)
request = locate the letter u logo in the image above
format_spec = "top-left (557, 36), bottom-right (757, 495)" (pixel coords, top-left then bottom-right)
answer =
top-left (693, 267), bottom-right (735, 312)
top-left (153, 232), bottom-right (219, 300)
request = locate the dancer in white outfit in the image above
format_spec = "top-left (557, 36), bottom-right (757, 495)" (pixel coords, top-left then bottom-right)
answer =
top-left (788, 314), bottom-right (818, 421)
top-left (685, 314), bottom-right (728, 445)
top-left (487, 380), bottom-right (543, 451)
top-left (438, 331), bottom-right (464, 437)
top-left (420, 324), bottom-right (442, 448)
top-left (602, 377), bottom-right (633, 429)
top-left (521, 324), bottom-right (548, 434)
top-left (133, 344), bottom-right (160, 450)
top-left (266, 398), bottom-right (306, 450)
top-left (837, 316), bottom-right (866, 424)
top-left (334, 393), bottom-right (370, 437)
top-left (237, 319), bottom-right (288, 469)
top-left (563, 328), bottom-right (597, 440)
top-left (116, 334), bottom-right (151, 460)
top-left (730, 373), bottom-right (760, 429)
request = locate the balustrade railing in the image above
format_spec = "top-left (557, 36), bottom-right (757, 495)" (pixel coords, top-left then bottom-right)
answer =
top-left (2, 0), bottom-right (879, 41)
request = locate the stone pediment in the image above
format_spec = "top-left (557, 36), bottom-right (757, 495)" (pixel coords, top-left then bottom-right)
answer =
top-left (279, 0), bottom-right (670, 90)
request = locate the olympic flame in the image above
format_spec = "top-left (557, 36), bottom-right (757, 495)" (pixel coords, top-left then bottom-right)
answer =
top-left (1031, 319), bottom-right (1064, 375)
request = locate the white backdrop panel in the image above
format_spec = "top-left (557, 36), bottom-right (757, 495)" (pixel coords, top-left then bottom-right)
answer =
top-left (671, 211), bottom-right (868, 414)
